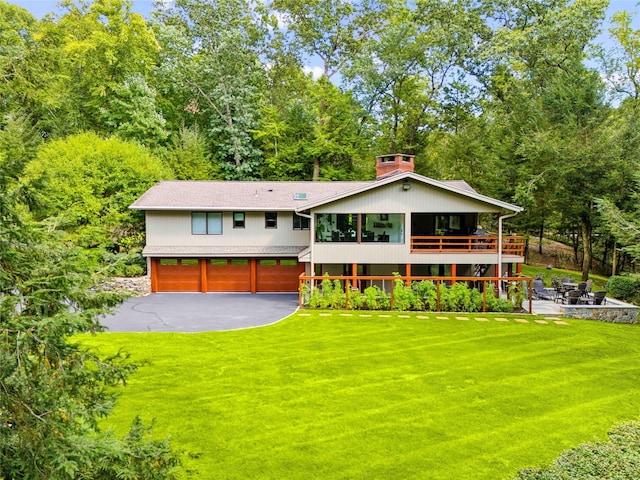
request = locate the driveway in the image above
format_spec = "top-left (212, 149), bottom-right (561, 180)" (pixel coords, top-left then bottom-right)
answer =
top-left (99, 293), bottom-right (299, 333)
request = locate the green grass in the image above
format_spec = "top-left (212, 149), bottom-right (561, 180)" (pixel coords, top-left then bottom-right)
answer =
top-left (82, 312), bottom-right (640, 480)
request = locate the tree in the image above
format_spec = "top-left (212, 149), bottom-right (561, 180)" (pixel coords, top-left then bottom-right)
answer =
top-left (24, 132), bottom-right (171, 252)
top-left (0, 131), bottom-right (181, 479)
top-left (154, 0), bottom-right (268, 179)
top-left (45, 0), bottom-right (162, 139)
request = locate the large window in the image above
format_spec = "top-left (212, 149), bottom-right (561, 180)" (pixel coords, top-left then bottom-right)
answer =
top-left (316, 213), bottom-right (404, 243)
top-left (265, 212), bottom-right (278, 229)
top-left (192, 212), bottom-right (222, 235)
top-left (293, 213), bottom-right (310, 230)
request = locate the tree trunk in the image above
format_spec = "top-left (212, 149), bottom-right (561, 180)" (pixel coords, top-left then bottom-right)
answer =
top-left (580, 215), bottom-right (592, 281)
top-left (571, 229), bottom-right (580, 264)
top-left (313, 158), bottom-right (320, 181)
top-left (612, 243), bottom-right (618, 276)
top-left (538, 221), bottom-right (544, 254)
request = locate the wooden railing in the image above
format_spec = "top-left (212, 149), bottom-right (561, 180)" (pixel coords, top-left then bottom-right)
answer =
top-left (298, 274), bottom-right (533, 313)
top-left (410, 235), bottom-right (525, 255)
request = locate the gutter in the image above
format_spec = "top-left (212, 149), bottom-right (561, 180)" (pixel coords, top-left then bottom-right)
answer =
top-left (498, 212), bottom-right (520, 291)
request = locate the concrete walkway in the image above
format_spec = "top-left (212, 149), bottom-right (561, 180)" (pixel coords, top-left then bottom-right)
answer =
top-left (100, 293), bottom-right (299, 333)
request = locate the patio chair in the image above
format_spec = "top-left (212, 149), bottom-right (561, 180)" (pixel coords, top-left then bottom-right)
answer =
top-left (553, 281), bottom-right (571, 303)
top-left (583, 279), bottom-right (593, 297)
top-left (532, 279), bottom-right (554, 301)
top-left (577, 282), bottom-right (587, 297)
top-left (564, 289), bottom-right (583, 305)
top-left (590, 290), bottom-right (607, 306)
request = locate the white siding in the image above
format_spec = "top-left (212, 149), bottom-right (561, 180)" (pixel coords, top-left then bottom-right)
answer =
top-left (312, 243), bottom-right (504, 265)
top-left (313, 181), bottom-right (500, 215)
top-left (145, 211), bottom-right (309, 247)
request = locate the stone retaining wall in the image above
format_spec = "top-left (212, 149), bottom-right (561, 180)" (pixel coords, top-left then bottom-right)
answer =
top-left (560, 305), bottom-right (639, 324)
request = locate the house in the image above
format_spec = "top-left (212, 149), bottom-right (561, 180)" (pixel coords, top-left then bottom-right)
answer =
top-left (130, 154), bottom-right (525, 293)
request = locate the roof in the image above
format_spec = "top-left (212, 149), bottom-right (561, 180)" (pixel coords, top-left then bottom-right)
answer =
top-left (130, 180), bottom-right (370, 211)
top-left (142, 245), bottom-right (306, 257)
top-left (130, 173), bottom-right (522, 213)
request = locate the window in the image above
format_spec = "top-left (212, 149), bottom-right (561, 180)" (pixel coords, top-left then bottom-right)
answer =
top-left (316, 213), bottom-right (405, 243)
top-left (233, 212), bottom-right (245, 228)
top-left (192, 212), bottom-right (222, 235)
top-left (293, 213), bottom-right (310, 230)
top-left (265, 212), bottom-right (277, 229)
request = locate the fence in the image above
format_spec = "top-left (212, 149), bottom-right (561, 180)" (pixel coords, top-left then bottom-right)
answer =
top-left (298, 274), bottom-right (533, 313)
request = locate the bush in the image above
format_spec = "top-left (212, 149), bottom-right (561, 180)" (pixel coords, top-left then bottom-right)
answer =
top-left (393, 275), bottom-right (418, 311)
top-left (102, 251), bottom-right (146, 277)
top-left (606, 275), bottom-right (639, 303)
top-left (412, 280), bottom-right (437, 311)
top-left (363, 285), bottom-right (388, 310)
top-left (513, 421), bottom-right (640, 480)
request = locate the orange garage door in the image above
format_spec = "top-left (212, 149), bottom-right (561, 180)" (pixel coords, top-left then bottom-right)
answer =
top-left (207, 259), bottom-right (251, 292)
top-left (155, 258), bottom-right (201, 292)
top-left (256, 259), bottom-right (304, 292)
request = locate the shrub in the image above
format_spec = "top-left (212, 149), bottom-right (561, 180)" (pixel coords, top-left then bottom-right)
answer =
top-left (102, 251), bottom-right (146, 277)
top-left (513, 421), bottom-right (640, 480)
top-left (331, 280), bottom-right (346, 309)
top-left (347, 287), bottom-right (365, 309)
top-left (363, 285), bottom-right (388, 310)
top-left (412, 280), bottom-right (437, 311)
top-left (606, 275), bottom-right (639, 303)
top-left (393, 276), bottom-right (418, 311)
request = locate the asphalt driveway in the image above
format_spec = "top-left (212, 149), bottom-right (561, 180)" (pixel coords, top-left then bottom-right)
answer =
top-left (99, 293), bottom-right (299, 333)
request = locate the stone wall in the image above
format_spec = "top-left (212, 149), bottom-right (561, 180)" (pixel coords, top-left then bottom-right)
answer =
top-left (102, 276), bottom-right (151, 296)
top-left (560, 305), bottom-right (639, 324)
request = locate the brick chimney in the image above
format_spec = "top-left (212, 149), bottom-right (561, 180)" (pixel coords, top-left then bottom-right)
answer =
top-left (376, 154), bottom-right (415, 179)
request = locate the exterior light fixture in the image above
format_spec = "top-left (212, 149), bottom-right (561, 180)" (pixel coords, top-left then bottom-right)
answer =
top-left (403, 179), bottom-right (411, 191)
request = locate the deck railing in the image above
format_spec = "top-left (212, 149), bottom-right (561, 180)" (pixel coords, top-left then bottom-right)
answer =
top-left (410, 235), bottom-right (525, 255)
top-left (298, 274), bottom-right (533, 313)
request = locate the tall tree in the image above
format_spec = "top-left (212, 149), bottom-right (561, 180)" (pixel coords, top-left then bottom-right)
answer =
top-left (154, 0), bottom-right (268, 179)
top-left (0, 128), bottom-right (181, 479)
top-left (45, 0), bottom-right (162, 139)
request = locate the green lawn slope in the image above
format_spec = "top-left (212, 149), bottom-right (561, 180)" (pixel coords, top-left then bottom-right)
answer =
top-left (83, 312), bottom-right (640, 479)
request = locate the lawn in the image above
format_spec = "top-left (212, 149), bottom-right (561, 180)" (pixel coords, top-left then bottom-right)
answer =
top-left (82, 312), bottom-right (640, 480)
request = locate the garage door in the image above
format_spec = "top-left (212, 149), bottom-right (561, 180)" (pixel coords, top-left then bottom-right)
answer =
top-left (155, 258), bottom-right (201, 292)
top-left (207, 259), bottom-right (251, 292)
top-left (256, 259), bottom-right (303, 292)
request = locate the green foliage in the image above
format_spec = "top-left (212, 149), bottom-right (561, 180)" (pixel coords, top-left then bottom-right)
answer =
top-left (307, 278), bottom-right (519, 313)
top-left (25, 132), bottom-right (171, 252)
top-left (393, 275), bottom-right (418, 311)
top-left (514, 421), bottom-right (640, 480)
top-left (485, 284), bottom-right (515, 313)
top-left (363, 285), bottom-right (388, 310)
top-left (0, 140), bottom-right (181, 478)
top-left (412, 280), bottom-right (437, 311)
top-left (101, 251), bottom-right (147, 277)
top-left (606, 275), bottom-right (639, 303)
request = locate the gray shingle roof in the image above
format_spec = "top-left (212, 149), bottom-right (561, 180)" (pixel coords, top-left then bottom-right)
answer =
top-left (130, 178), bottom-right (479, 211)
top-left (130, 180), bottom-right (371, 211)
top-left (142, 245), bottom-right (306, 257)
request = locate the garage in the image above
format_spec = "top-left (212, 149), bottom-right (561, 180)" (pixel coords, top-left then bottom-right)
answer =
top-left (256, 259), bottom-right (305, 292)
top-left (207, 259), bottom-right (251, 292)
top-left (154, 258), bottom-right (201, 292)
top-left (152, 258), bottom-right (303, 293)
